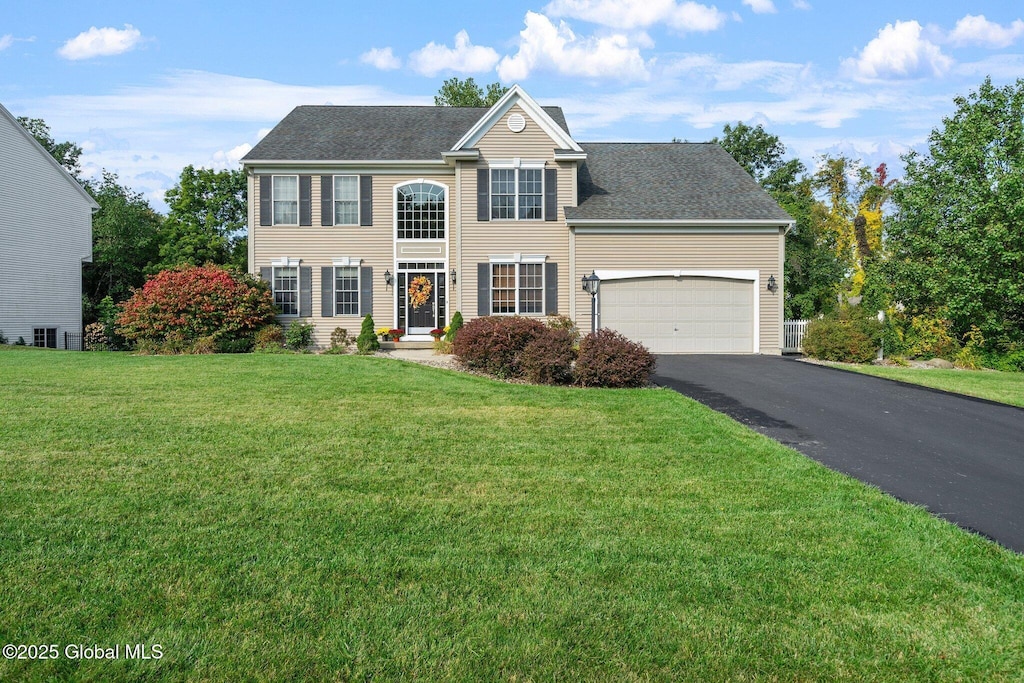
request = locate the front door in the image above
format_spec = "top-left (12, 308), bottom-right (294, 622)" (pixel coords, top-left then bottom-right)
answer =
top-left (406, 272), bottom-right (438, 334)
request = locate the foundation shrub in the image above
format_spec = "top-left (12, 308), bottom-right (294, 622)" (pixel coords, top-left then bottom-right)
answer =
top-left (544, 314), bottom-right (581, 346)
top-left (356, 315), bottom-right (380, 355)
top-left (575, 329), bottom-right (655, 388)
top-left (253, 324), bottom-right (286, 352)
top-left (453, 316), bottom-right (546, 378)
top-left (116, 265), bottom-right (276, 352)
top-left (803, 307), bottom-right (882, 363)
top-left (285, 320), bottom-right (316, 352)
top-left (520, 328), bottom-right (576, 385)
top-left (445, 311), bottom-right (464, 342)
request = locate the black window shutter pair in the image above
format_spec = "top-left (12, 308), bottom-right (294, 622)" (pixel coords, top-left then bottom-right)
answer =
top-left (260, 265), bottom-right (311, 316)
top-left (476, 168), bottom-right (558, 222)
top-left (475, 262), bottom-right (559, 316)
top-left (319, 176), bottom-right (374, 227)
top-left (320, 266), bottom-right (373, 317)
top-left (258, 176), bottom-right (312, 226)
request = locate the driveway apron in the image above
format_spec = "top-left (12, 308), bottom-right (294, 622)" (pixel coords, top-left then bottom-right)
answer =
top-left (653, 355), bottom-right (1024, 553)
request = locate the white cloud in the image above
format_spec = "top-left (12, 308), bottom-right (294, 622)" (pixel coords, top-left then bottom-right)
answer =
top-left (792, 0), bottom-right (811, 9)
top-left (0, 34), bottom-right (13, 51)
top-left (497, 11), bottom-right (649, 82)
top-left (360, 47), bottom-right (401, 70)
top-left (663, 54), bottom-right (811, 93)
top-left (408, 30), bottom-right (500, 77)
top-left (842, 20), bottom-right (953, 81)
top-left (743, 0), bottom-right (776, 14)
top-left (947, 15), bottom-right (1024, 49)
top-left (16, 70), bottom-right (426, 212)
top-left (544, 0), bottom-right (729, 33)
top-left (58, 24), bottom-right (143, 60)
top-left (212, 143), bottom-right (252, 169)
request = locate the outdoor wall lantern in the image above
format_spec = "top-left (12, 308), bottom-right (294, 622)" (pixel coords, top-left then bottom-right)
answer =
top-left (767, 274), bottom-right (778, 293)
top-left (450, 268), bottom-right (457, 285)
top-left (384, 270), bottom-right (393, 288)
top-left (582, 271), bottom-right (601, 332)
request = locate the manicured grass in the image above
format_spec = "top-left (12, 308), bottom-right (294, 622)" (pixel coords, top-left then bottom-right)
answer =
top-left (1, 348), bottom-right (1023, 681)
top-left (831, 362), bottom-right (1024, 408)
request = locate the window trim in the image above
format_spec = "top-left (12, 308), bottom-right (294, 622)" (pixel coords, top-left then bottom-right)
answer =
top-left (392, 179), bottom-right (449, 241)
top-left (489, 160), bottom-right (545, 221)
top-left (488, 255), bottom-right (546, 315)
top-left (272, 175), bottom-right (299, 226)
top-left (331, 257), bottom-right (362, 316)
top-left (270, 257), bottom-right (301, 317)
top-left (33, 327), bottom-right (57, 349)
top-left (333, 175), bottom-right (359, 226)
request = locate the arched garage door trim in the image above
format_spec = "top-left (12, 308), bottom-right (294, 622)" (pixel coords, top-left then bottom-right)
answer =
top-left (593, 269), bottom-right (760, 353)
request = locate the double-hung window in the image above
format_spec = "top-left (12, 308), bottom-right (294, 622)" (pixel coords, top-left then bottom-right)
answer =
top-left (273, 266), bottom-right (299, 315)
top-left (333, 176), bottom-right (358, 225)
top-left (334, 266), bottom-right (359, 315)
top-left (273, 176), bottom-right (298, 225)
top-left (491, 262), bottom-right (543, 314)
top-left (490, 168), bottom-right (542, 220)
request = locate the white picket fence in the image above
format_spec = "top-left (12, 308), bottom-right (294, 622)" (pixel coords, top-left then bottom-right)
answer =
top-left (783, 319), bottom-right (809, 353)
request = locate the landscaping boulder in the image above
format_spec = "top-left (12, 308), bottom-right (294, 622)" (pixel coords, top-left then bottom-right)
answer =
top-left (924, 358), bottom-right (955, 369)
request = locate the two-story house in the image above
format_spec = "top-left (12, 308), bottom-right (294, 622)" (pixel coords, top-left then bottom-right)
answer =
top-left (0, 102), bottom-right (97, 349)
top-left (242, 86), bottom-right (792, 354)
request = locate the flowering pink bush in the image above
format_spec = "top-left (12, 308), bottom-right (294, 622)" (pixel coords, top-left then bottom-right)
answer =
top-left (116, 265), bottom-right (277, 348)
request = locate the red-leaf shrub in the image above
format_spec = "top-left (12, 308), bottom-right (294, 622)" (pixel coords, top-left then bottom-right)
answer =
top-left (453, 316), bottom-right (546, 378)
top-left (520, 327), bottom-right (576, 385)
top-left (575, 329), bottom-right (655, 388)
top-left (116, 265), bottom-right (277, 349)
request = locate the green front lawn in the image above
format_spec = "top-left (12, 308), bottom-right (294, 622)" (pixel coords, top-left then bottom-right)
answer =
top-left (832, 363), bottom-right (1024, 408)
top-left (1, 349), bottom-right (1022, 681)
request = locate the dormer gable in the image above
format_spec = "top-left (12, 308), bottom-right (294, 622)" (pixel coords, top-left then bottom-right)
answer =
top-left (450, 85), bottom-right (583, 155)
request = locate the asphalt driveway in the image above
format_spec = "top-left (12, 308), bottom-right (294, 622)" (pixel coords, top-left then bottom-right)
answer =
top-left (654, 355), bottom-right (1024, 553)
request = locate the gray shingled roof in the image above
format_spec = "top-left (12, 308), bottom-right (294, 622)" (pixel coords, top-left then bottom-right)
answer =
top-left (243, 105), bottom-right (571, 161)
top-left (566, 142), bottom-right (792, 222)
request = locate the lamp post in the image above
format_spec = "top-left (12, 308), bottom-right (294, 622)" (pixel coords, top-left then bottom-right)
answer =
top-left (581, 271), bottom-right (600, 333)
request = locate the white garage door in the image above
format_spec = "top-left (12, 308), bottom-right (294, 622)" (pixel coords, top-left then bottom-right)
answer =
top-left (600, 277), bottom-right (754, 353)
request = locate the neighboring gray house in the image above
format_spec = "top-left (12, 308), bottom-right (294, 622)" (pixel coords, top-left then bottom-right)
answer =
top-left (0, 102), bottom-right (97, 348)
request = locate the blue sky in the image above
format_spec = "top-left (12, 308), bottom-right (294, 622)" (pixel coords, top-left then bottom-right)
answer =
top-left (3, 1), bottom-right (1023, 211)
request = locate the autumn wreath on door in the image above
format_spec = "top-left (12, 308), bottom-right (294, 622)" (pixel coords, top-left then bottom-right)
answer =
top-left (408, 275), bottom-right (433, 309)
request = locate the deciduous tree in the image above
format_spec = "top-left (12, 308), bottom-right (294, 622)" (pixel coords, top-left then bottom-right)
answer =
top-left (157, 165), bottom-right (247, 270)
top-left (434, 77), bottom-right (508, 107)
top-left (17, 116), bottom-right (83, 179)
top-left (885, 77), bottom-right (1024, 343)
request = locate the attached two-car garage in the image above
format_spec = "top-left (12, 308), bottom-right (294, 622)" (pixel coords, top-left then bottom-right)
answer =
top-left (597, 273), bottom-right (757, 354)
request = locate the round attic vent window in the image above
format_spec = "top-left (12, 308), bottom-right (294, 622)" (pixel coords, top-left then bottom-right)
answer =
top-left (507, 113), bottom-right (526, 133)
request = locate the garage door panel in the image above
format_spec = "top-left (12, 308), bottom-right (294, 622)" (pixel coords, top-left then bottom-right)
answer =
top-left (601, 276), bottom-right (753, 354)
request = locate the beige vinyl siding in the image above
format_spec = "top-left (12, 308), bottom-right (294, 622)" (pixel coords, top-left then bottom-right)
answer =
top-left (574, 231), bottom-right (785, 353)
top-left (455, 105), bottom-right (576, 321)
top-left (475, 105), bottom-right (562, 161)
top-left (251, 172), bottom-right (454, 346)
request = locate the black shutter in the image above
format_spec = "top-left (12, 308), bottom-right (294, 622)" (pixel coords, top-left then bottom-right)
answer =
top-left (477, 168), bottom-right (489, 222)
top-left (359, 176), bottom-right (373, 226)
top-left (321, 176), bottom-right (333, 226)
top-left (299, 266), bottom-right (312, 317)
top-left (259, 176), bottom-right (272, 226)
top-left (299, 176), bottom-right (312, 226)
top-left (321, 266), bottom-right (334, 317)
top-left (359, 266), bottom-right (373, 316)
top-left (544, 168), bottom-right (557, 221)
top-left (260, 266), bottom-right (272, 286)
top-left (544, 262), bottom-right (558, 314)
top-left (477, 262), bottom-right (490, 316)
